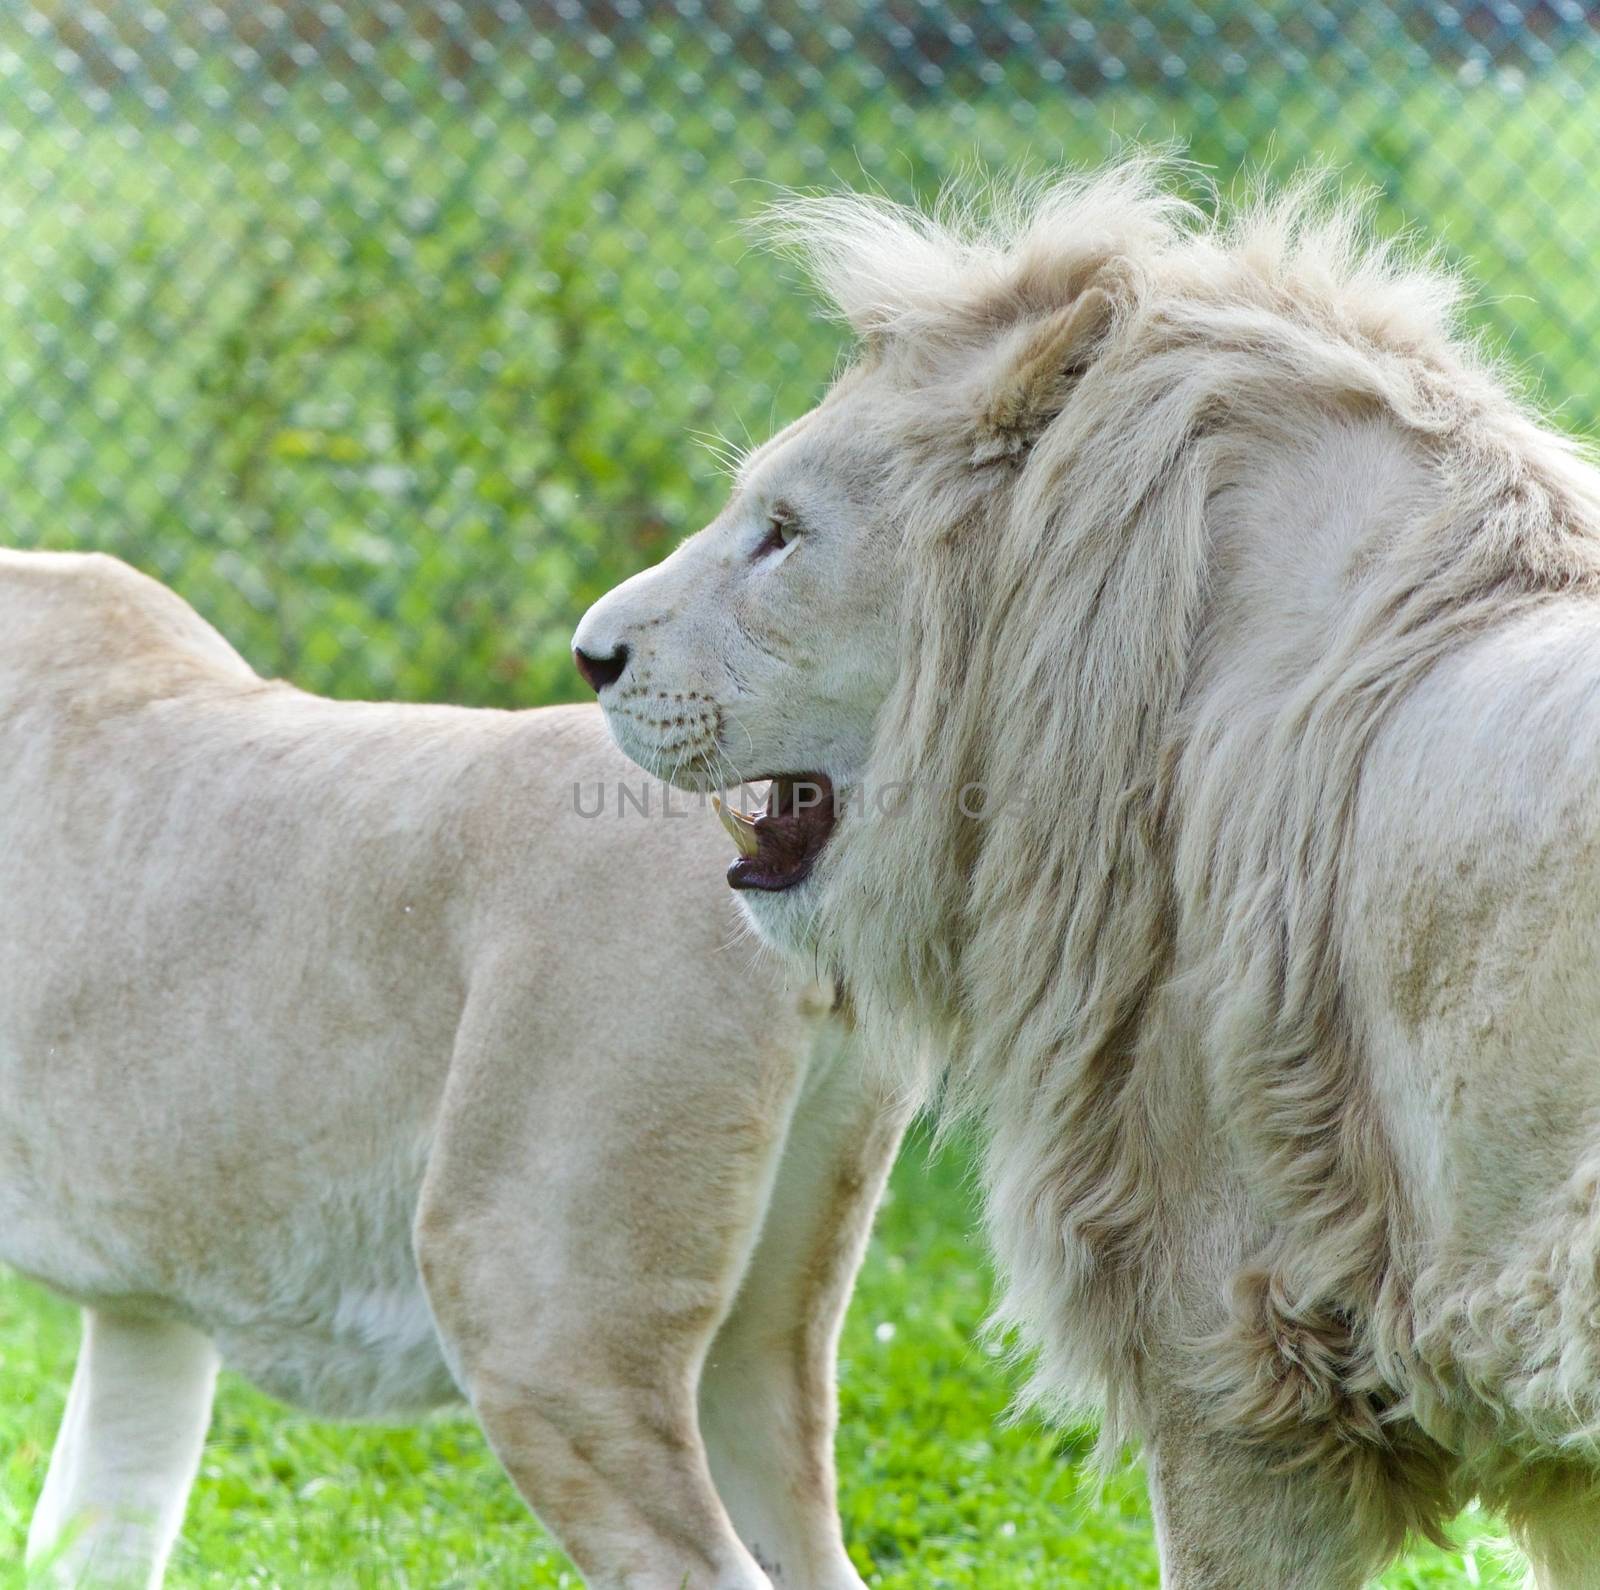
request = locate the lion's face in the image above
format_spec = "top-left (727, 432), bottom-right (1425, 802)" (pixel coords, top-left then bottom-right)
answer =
top-left (573, 377), bottom-right (905, 952)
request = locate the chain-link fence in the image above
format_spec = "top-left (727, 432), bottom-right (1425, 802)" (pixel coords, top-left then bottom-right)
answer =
top-left (5, 2), bottom-right (1599, 706)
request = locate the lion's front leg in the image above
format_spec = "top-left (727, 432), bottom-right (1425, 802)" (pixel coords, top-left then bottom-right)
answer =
top-left (1497, 1463), bottom-right (1600, 1590)
top-left (417, 1149), bottom-right (778, 1590)
top-left (698, 1028), bottom-right (907, 1590)
top-left (415, 983), bottom-right (805, 1590)
top-left (1131, 1193), bottom-right (1457, 1587)
top-left (1144, 1389), bottom-right (1388, 1588)
top-left (1139, 1321), bottom-right (1459, 1590)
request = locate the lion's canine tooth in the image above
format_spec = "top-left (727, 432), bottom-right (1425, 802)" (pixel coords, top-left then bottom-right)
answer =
top-left (713, 794), bottom-right (760, 857)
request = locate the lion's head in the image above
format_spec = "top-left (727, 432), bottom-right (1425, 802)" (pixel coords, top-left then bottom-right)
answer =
top-left (571, 367), bottom-right (903, 950)
top-left (573, 163), bottom-right (1180, 964)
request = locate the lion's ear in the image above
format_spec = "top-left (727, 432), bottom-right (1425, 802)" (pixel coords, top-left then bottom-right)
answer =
top-left (972, 287), bottom-right (1115, 465)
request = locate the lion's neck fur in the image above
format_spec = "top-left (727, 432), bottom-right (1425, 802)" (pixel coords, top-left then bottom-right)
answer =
top-left (799, 163), bottom-right (1600, 1518)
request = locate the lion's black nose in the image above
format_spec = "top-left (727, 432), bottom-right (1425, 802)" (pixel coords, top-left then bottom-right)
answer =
top-left (574, 643), bottom-right (629, 693)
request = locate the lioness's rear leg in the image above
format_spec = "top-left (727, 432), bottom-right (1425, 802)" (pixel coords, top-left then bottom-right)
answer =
top-left (698, 1028), bottom-right (906, 1589)
top-left (415, 980), bottom-right (807, 1589)
top-left (27, 1309), bottom-right (218, 1589)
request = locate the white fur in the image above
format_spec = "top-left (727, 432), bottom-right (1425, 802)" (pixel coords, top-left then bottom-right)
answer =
top-left (579, 159), bottom-right (1600, 1584)
top-left (2, 548), bottom-right (907, 1589)
top-left (28, 1315), bottom-right (219, 1590)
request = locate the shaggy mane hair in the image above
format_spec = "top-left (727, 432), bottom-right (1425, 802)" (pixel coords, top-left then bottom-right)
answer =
top-left (764, 159), bottom-right (1600, 1547)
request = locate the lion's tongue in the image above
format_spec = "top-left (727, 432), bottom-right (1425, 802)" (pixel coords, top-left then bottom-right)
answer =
top-left (716, 774), bottom-right (836, 893)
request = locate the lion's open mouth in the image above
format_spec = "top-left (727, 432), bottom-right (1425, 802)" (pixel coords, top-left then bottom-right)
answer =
top-left (714, 773), bottom-right (836, 892)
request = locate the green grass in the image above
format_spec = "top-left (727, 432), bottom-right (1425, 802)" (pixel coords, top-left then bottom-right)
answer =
top-left (0, 1132), bottom-right (1520, 1587)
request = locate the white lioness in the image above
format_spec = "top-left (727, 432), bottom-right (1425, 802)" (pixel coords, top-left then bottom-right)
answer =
top-left (0, 547), bottom-right (904, 1590)
top-left (576, 161), bottom-right (1600, 1586)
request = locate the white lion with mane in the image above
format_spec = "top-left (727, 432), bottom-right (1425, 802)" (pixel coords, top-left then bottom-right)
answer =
top-left (576, 159), bottom-right (1600, 1585)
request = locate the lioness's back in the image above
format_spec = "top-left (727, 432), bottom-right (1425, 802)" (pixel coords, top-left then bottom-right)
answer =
top-left (0, 549), bottom-right (800, 1411)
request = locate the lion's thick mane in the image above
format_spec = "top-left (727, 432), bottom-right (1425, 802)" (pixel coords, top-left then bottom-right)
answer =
top-left (772, 161), bottom-right (1600, 1540)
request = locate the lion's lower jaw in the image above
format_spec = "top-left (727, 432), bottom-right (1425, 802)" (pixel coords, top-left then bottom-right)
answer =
top-left (733, 878), bottom-right (824, 959)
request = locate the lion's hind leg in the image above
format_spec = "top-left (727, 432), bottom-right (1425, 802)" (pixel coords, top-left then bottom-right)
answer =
top-left (27, 1309), bottom-right (219, 1589)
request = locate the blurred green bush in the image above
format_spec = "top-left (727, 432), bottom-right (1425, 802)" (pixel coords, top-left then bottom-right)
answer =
top-left (3, 5), bottom-right (1598, 708)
